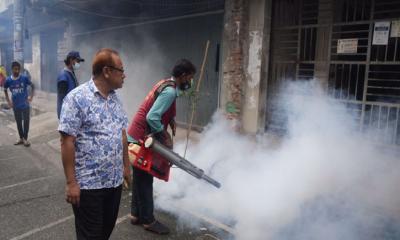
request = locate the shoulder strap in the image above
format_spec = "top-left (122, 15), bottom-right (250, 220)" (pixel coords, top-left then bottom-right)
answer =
top-left (154, 80), bottom-right (176, 99)
top-left (65, 70), bottom-right (78, 87)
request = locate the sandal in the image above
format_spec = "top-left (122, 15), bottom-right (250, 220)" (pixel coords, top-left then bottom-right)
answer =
top-left (23, 140), bottom-right (30, 147)
top-left (130, 216), bottom-right (140, 225)
top-left (143, 220), bottom-right (170, 235)
top-left (14, 139), bottom-right (24, 145)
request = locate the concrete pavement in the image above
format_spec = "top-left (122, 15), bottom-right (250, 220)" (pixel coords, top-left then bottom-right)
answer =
top-left (0, 92), bottom-right (231, 240)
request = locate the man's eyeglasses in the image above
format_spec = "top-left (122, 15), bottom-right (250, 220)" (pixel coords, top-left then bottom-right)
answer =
top-left (107, 66), bottom-right (124, 73)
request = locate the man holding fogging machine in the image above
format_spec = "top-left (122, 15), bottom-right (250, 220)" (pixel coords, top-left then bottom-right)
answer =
top-left (127, 59), bottom-right (196, 235)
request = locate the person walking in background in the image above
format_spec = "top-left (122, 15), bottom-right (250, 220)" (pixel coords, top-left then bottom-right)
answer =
top-left (58, 48), bottom-right (130, 240)
top-left (4, 61), bottom-right (34, 147)
top-left (57, 51), bottom-right (84, 119)
top-left (0, 64), bottom-right (7, 90)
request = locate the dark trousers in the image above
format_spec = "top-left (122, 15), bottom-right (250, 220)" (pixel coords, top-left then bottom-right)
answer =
top-left (131, 167), bottom-right (155, 224)
top-left (72, 185), bottom-right (122, 240)
top-left (13, 107), bottom-right (30, 140)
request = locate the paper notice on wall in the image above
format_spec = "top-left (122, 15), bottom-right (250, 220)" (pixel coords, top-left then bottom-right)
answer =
top-left (373, 21), bottom-right (390, 45)
top-left (15, 23), bottom-right (22, 31)
top-left (337, 39), bottom-right (358, 54)
top-left (14, 51), bottom-right (23, 61)
top-left (391, 20), bottom-right (400, 37)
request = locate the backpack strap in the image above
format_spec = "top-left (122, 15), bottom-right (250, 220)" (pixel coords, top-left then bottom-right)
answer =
top-left (154, 80), bottom-right (176, 99)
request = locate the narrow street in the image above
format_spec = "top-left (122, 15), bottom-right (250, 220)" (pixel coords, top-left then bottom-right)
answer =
top-left (1, 1), bottom-right (400, 239)
top-left (0, 93), bottom-right (229, 240)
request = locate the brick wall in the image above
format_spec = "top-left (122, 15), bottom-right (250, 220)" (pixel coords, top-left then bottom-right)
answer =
top-left (221, 0), bottom-right (249, 123)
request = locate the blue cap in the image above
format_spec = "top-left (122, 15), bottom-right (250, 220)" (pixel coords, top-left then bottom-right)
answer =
top-left (66, 51), bottom-right (84, 62)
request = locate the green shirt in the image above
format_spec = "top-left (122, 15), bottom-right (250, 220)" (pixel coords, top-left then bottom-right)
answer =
top-left (127, 86), bottom-right (177, 143)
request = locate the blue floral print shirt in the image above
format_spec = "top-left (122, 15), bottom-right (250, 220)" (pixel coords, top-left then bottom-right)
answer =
top-left (58, 79), bottom-right (128, 189)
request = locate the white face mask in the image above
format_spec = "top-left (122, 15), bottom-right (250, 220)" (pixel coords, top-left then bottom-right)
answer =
top-left (73, 62), bottom-right (80, 70)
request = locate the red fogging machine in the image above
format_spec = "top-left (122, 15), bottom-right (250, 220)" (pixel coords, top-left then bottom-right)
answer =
top-left (128, 137), bottom-right (221, 188)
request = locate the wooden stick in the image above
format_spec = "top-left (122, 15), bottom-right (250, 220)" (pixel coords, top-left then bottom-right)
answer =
top-left (184, 40), bottom-right (210, 158)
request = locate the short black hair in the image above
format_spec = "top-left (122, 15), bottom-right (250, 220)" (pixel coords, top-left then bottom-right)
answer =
top-left (64, 56), bottom-right (75, 65)
top-left (11, 61), bottom-right (21, 69)
top-left (172, 59), bottom-right (196, 78)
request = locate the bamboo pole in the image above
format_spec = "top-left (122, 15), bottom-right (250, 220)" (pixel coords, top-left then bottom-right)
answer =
top-left (184, 40), bottom-right (210, 158)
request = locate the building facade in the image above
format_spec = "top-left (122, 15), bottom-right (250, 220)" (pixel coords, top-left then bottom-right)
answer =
top-left (1, 0), bottom-right (400, 145)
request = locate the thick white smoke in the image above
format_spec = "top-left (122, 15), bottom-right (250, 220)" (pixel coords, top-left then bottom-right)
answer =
top-left (73, 29), bottom-right (168, 119)
top-left (68, 24), bottom-right (400, 240)
top-left (155, 80), bottom-right (400, 240)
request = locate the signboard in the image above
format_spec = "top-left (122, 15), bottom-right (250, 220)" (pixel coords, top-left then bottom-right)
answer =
top-left (337, 39), bottom-right (358, 54)
top-left (15, 23), bottom-right (22, 32)
top-left (391, 20), bottom-right (400, 38)
top-left (57, 40), bottom-right (67, 61)
top-left (373, 21), bottom-right (390, 45)
top-left (14, 51), bottom-right (23, 62)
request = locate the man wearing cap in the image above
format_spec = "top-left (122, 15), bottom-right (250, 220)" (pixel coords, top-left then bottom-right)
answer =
top-left (57, 51), bottom-right (84, 119)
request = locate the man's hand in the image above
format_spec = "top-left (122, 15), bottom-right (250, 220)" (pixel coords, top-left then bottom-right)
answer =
top-left (122, 129), bottom-right (130, 189)
top-left (27, 96), bottom-right (33, 102)
top-left (123, 166), bottom-right (131, 188)
top-left (65, 181), bottom-right (80, 206)
top-left (169, 120), bottom-right (176, 136)
top-left (163, 131), bottom-right (173, 149)
top-left (7, 101), bottom-right (13, 108)
top-left (154, 130), bottom-right (173, 149)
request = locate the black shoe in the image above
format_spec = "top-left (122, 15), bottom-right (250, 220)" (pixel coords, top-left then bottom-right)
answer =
top-left (143, 220), bottom-right (170, 235)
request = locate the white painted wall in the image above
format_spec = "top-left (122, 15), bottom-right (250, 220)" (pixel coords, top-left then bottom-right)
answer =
top-left (0, 0), bottom-right (13, 13)
top-left (24, 34), bottom-right (41, 89)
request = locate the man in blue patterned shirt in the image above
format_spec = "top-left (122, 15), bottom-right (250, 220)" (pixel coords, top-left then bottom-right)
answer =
top-left (58, 48), bottom-right (130, 240)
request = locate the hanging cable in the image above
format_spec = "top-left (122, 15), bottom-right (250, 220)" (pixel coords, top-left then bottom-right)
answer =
top-left (60, 1), bottom-right (139, 19)
top-left (58, 0), bottom-right (222, 20)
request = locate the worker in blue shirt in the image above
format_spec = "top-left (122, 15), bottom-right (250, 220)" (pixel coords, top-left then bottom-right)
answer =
top-left (4, 61), bottom-right (35, 147)
top-left (57, 51), bottom-right (84, 119)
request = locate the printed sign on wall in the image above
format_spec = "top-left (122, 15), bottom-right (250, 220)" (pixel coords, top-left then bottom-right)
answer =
top-left (391, 20), bottom-right (400, 38)
top-left (373, 21), bottom-right (390, 45)
top-left (337, 39), bottom-right (358, 54)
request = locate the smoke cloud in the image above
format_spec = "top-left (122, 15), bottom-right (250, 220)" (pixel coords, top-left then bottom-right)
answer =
top-left (66, 19), bottom-right (400, 240)
top-left (73, 27), bottom-right (169, 119)
top-left (155, 80), bottom-right (400, 240)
